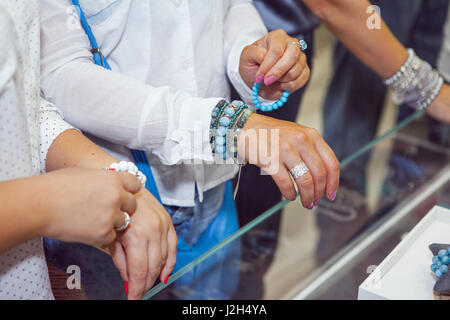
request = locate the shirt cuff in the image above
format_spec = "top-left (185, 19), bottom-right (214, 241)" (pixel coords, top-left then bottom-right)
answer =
top-left (39, 99), bottom-right (77, 173)
top-left (147, 96), bottom-right (222, 165)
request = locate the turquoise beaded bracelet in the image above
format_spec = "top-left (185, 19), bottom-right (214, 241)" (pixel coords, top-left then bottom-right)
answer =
top-left (252, 82), bottom-right (290, 112)
top-left (211, 101), bottom-right (251, 159)
top-left (251, 38), bottom-right (307, 112)
top-left (431, 248), bottom-right (450, 278)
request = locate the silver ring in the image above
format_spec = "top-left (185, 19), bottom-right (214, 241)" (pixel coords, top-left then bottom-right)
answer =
top-left (289, 40), bottom-right (308, 52)
top-left (289, 162), bottom-right (309, 180)
top-left (116, 212), bottom-right (131, 232)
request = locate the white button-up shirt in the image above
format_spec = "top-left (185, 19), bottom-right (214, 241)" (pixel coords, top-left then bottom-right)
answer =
top-left (0, 0), bottom-right (73, 299)
top-left (40, 0), bottom-right (269, 206)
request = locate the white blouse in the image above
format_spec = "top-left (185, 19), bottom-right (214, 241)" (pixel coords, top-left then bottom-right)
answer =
top-left (40, 0), bottom-right (270, 206)
top-left (0, 0), bottom-right (73, 299)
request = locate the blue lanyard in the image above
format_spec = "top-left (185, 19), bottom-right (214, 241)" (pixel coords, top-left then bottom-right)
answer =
top-left (71, 0), bottom-right (162, 203)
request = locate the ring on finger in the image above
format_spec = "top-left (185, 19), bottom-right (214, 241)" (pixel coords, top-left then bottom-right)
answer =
top-left (289, 162), bottom-right (309, 180)
top-left (289, 39), bottom-right (308, 52)
top-left (116, 212), bottom-right (131, 232)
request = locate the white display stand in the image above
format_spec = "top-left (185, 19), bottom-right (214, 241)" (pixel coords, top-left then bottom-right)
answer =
top-left (358, 205), bottom-right (450, 300)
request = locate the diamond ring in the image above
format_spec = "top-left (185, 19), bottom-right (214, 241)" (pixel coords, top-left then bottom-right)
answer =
top-left (289, 162), bottom-right (309, 180)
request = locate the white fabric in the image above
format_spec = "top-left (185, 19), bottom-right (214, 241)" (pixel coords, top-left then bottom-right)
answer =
top-left (40, 0), bottom-right (270, 206)
top-left (0, 0), bottom-right (73, 300)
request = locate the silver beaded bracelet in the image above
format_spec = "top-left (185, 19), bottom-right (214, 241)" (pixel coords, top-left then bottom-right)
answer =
top-left (385, 49), bottom-right (444, 110)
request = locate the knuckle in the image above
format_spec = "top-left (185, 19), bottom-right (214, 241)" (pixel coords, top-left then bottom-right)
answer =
top-left (299, 174), bottom-right (314, 189)
top-left (150, 219), bottom-right (162, 233)
top-left (275, 29), bottom-right (286, 36)
top-left (131, 269), bottom-right (148, 282)
top-left (278, 177), bottom-right (292, 193)
top-left (294, 131), bottom-right (308, 144)
top-left (330, 159), bottom-right (340, 173)
top-left (305, 127), bottom-right (319, 139)
top-left (287, 81), bottom-right (297, 91)
top-left (271, 47), bottom-right (284, 59)
top-left (315, 168), bottom-right (327, 182)
top-left (279, 141), bottom-right (292, 154)
top-left (292, 48), bottom-right (301, 60)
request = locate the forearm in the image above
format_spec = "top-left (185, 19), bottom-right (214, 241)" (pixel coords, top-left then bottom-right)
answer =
top-left (303, 0), bottom-right (408, 79)
top-left (45, 129), bottom-right (117, 172)
top-left (0, 176), bottom-right (49, 253)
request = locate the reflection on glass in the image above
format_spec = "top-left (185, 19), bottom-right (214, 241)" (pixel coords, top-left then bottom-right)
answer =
top-left (145, 110), bottom-right (450, 300)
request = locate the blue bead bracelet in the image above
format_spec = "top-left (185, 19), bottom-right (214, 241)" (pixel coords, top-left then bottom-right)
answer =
top-left (251, 38), bottom-right (307, 112)
top-left (252, 81), bottom-right (290, 112)
top-left (431, 248), bottom-right (450, 278)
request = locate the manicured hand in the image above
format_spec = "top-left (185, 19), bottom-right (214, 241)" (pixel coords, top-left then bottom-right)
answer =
top-left (239, 29), bottom-right (310, 100)
top-left (42, 168), bottom-right (141, 246)
top-left (109, 189), bottom-right (177, 300)
top-left (238, 114), bottom-right (340, 208)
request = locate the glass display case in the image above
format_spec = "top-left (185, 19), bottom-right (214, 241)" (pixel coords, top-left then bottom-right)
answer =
top-left (46, 110), bottom-right (450, 300)
top-left (145, 110), bottom-right (450, 300)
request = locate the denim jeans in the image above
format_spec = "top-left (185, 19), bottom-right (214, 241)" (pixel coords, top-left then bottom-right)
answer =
top-left (165, 182), bottom-right (225, 246)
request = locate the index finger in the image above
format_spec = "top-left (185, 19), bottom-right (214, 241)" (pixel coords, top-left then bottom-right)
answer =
top-left (257, 33), bottom-right (288, 84)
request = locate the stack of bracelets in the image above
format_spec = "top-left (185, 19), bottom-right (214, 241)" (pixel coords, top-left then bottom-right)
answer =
top-left (210, 99), bottom-right (256, 161)
top-left (431, 248), bottom-right (450, 279)
top-left (210, 38), bottom-right (307, 161)
top-left (210, 83), bottom-right (295, 160)
top-left (384, 48), bottom-right (444, 110)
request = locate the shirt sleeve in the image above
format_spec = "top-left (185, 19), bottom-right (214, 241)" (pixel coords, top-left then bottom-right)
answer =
top-left (39, 97), bottom-right (76, 173)
top-left (224, 0), bottom-right (275, 105)
top-left (40, 0), bottom-right (220, 166)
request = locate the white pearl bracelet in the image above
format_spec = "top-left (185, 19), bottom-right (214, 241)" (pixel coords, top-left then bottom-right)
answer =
top-left (105, 161), bottom-right (147, 186)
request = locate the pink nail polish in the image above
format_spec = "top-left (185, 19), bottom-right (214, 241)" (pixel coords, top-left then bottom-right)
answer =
top-left (264, 75), bottom-right (276, 86)
top-left (314, 200), bottom-right (320, 206)
top-left (329, 191), bottom-right (337, 201)
top-left (307, 203), bottom-right (314, 210)
top-left (255, 74), bottom-right (265, 84)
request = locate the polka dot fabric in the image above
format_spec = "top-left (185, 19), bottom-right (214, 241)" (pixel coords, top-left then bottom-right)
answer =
top-left (0, 1), bottom-right (74, 299)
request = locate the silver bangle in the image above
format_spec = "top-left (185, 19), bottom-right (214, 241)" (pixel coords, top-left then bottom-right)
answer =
top-left (386, 48), bottom-right (444, 110)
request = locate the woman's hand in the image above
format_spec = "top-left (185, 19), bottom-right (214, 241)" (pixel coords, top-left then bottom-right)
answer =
top-left (426, 83), bottom-right (450, 124)
top-left (239, 29), bottom-right (310, 100)
top-left (109, 189), bottom-right (177, 300)
top-left (42, 168), bottom-right (141, 246)
top-left (238, 114), bottom-right (340, 208)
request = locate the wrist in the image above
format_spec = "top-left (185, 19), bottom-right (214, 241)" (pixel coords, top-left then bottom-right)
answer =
top-left (34, 173), bottom-right (59, 239)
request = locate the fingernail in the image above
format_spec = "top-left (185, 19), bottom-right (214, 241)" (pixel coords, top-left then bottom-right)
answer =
top-left (264, 75), bottom-right (276, 86)
top-left (314, 199), bottom-right (320, 206)
top-left (329, 191), bottom-right (337, 201)
top-left (108, 168), bottom-right (116, 171)
top-left (255, 74), bottom-right (265, 84)
top-left (307, 203), bottom-right (314, 210)
top-left (164, 275), bottom-right (170, 284)
top-left (124, 281), bottom-right (128, 295)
